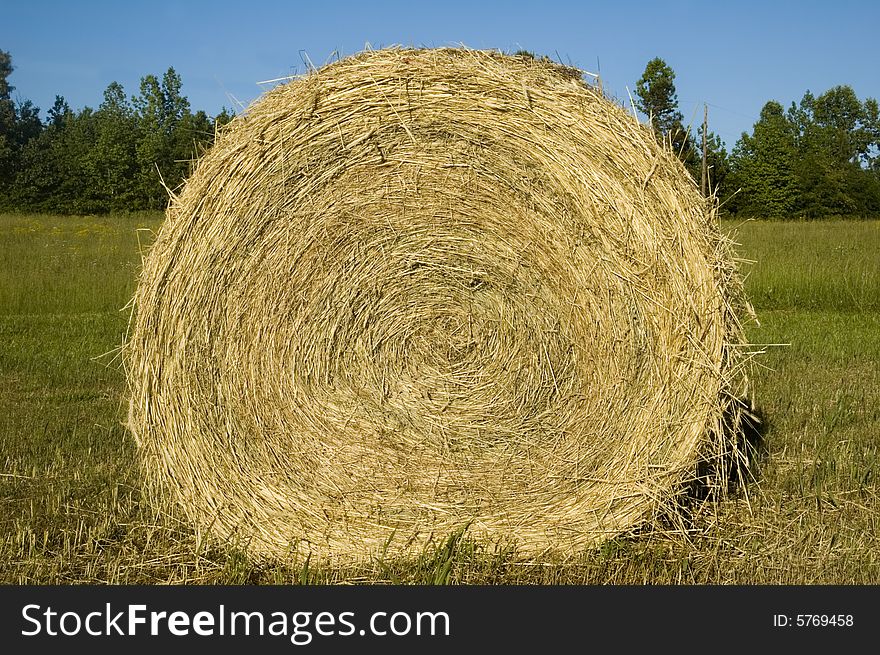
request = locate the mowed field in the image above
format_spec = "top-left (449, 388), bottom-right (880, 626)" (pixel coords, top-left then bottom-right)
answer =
top-left (1, 213), bottom-right (878, 584)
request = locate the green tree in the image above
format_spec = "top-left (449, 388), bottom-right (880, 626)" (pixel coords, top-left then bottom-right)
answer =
top-left (13, 104), bottom-right (101, 213)
top-left (0, 50), bottom-right (12, 100)
top-left (0, 51), bottom-right (46, 208)
top-left (786, 87), bottom-right (880, 215)
top-left (171, 109), bottom-right (212, 175)
top-left (161, 67), bottom-right (189, 126)
top-left (635, 58), bottom-right (683, 138)
top-left (134, 73), bottom-right (170, 208)
top-left (12, 126), bottom-right (58, 211)
top-left (812, 86), bottom-right (879, 167)
top-left (634, 58), bottom-right (700, 185)
top-left (134, 67), bottom-right (195, 209)
top-left (10, 96), bottom-right (65, 210)
top-left (4, 57), bottom-right (239, 213)
top-left (47, 95), bottom-right (70, 128)
top-left (0, 50), bottom-right (19, 202)
top-left (729, 101), bottom-right (800, 217)
top-left (93, 82), bottom-right (139, 211)
top-left (14, 99), bottom-right (41, 140)
top-left (211, 107), bottom-right (235, 133)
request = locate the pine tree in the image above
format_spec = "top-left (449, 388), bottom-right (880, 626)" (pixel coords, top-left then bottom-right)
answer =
top-left (634, 58), bottom-right (700, 185)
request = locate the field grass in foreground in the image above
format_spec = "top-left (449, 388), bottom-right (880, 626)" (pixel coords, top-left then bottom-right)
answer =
top-left (0, 213), bottom-right (878, 583)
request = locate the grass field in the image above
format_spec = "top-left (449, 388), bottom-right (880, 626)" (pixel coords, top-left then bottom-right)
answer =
top-left (1, 212), bottom-right (878, 584)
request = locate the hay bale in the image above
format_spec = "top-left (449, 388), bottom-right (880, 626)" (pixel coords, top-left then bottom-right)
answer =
top-left (125, 47), bottom-right (751, 561)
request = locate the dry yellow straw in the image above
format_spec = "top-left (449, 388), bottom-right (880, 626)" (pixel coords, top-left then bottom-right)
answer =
top-left (125, 47), bottom-right (752, 562)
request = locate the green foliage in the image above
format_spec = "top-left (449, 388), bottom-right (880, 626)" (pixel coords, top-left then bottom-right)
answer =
top-left (46, 95), bottom-right (69, 128)
top-left (635, 58), bottom-right (704, 192)
top-left (125, 68), bottom-right (230, 211)
top-left (1, 97), bottom-right (43, 207)
top-left (730, 86), bottom-right (880, 217)
top-left (729, 101), bottom-right (800, 217)
top-left (0, 51), bottom-right (24, 200)
top-left (0, 50), bottom-right (232, 214)
top-left (94, 83), bottom-right (139, 211)
top-left (812, 86), bottom-right (878, 167)
top-left (791, 87), bottom-right (880, 216)
top-left (635, 58), bottom-right (683, 138)
top-left (0, 50), bottom-right (14, 127)
top-left (11, 96), bottom-right (77, 211)
top-left (133, 68), bottom-right (193, 209)
top-left (0, 50), bottom-right (12, 100)
top-left (214, 107), bottom-right (235, 131)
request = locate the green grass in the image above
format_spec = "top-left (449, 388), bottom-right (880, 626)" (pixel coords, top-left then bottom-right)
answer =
top-left (1, 213), bottom-right (878, 584)
top-left (728, 218), bottom-right (880, 311)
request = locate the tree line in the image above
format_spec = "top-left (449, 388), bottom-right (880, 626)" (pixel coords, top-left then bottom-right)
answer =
top-left (0, 49), bottom-right (232, 214)
top-left (634, 57), bottom-right (880, 217)
top-left (1, 48), bottom-right (878, 217)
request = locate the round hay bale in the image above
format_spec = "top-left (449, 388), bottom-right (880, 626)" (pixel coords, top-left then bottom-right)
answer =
top-left (126, 47), bottom-right (751, 561)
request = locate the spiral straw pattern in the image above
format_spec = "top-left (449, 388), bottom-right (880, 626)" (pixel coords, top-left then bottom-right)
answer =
top-left (126, 48), bottom-right (751, 561)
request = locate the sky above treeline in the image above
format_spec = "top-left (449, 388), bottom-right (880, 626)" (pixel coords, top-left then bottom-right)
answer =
top-left (3, 0), bottom-right (876, 149)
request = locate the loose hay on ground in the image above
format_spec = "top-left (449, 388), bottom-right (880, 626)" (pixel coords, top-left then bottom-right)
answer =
top-left (125, 47), bottom-right (753, 562)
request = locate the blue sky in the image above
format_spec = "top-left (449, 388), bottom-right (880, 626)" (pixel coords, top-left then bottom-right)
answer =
top-left (3, 0), bottom-right (877, 149)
